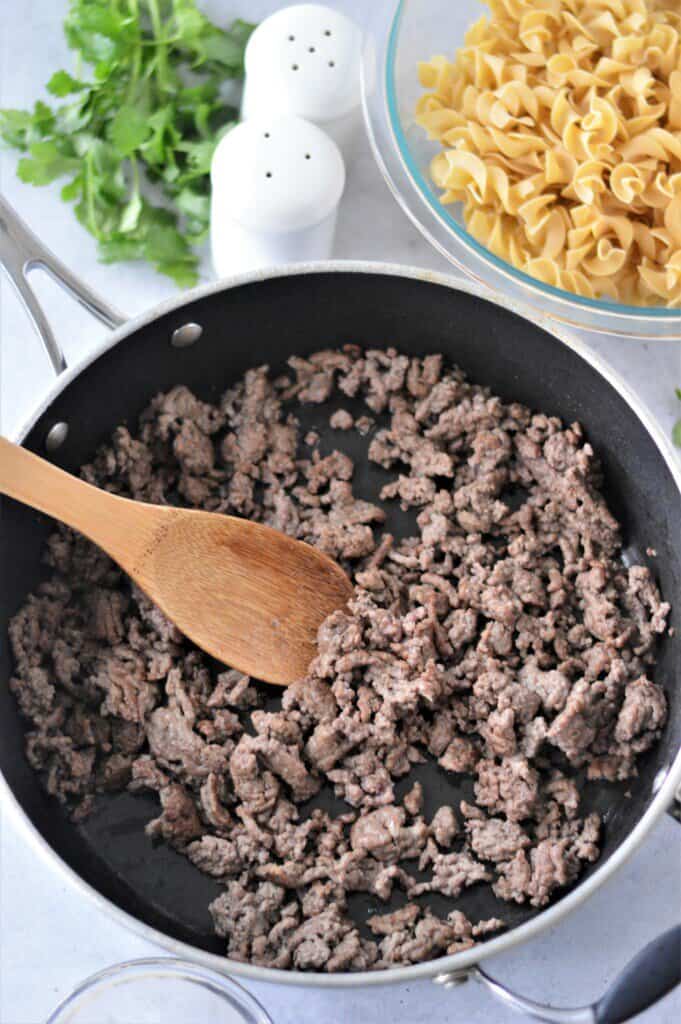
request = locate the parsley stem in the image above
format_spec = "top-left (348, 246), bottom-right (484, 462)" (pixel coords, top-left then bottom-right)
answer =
top-left (84, 149), bottom-right (99, 240)
top-left (126, 45), bottom-right (142, 104)
top-left (146, 0), bottom-right (169, 94)
top-left (127, 0), bottom-right (139, 30)
top-left (130, 152), bottom-right (140, 197)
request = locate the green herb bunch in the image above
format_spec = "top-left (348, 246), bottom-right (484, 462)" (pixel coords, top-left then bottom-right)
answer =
top-left (0, 0), bottom-right (254, 286)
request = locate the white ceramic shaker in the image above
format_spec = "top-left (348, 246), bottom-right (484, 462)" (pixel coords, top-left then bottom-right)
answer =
top-left (241, 4), bottom-right (363, 154)
top-left (210, 115), bottom-right (345, 278)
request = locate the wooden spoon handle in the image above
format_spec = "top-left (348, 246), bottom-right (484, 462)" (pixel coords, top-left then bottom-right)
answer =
top-left (0, 436), bottom-right (156, 564)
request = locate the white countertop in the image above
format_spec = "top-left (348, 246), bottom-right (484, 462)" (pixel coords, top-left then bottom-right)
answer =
top-left (1, 3), bottom-right (679, 1023)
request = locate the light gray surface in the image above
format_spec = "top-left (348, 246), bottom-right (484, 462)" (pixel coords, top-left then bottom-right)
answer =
top-left (0, 3), bottom-right (680, 1023)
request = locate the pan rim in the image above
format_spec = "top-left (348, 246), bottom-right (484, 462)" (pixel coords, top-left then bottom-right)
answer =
top-left (2, 259), bottom-right (680, 988)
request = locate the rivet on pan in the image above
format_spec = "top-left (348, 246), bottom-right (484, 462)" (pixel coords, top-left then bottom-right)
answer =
top-left (652, 763), bottom-right (670, 794)
top-left (171, 323), bottom-right (203, 348)
top-left (45, 422), bottom-right (68, 452)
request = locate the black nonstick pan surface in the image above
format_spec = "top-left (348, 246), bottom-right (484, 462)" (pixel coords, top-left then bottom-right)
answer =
top-left (1, 267), bottom-right (679, 977)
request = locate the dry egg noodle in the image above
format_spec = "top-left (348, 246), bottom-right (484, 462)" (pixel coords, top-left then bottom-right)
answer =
top-left (416, 0), bottom-right (681, 306)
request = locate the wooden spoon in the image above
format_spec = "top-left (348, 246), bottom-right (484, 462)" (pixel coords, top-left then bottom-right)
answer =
top-left (0, 436), bottom-right (352, 685)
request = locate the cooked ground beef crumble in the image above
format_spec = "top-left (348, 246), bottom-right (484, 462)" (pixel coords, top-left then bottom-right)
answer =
top-left (9, 346), bottom-right (669, 971)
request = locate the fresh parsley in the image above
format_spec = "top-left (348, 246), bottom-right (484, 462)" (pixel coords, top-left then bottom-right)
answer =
top-left (0, 0), bottom-right (254, 286)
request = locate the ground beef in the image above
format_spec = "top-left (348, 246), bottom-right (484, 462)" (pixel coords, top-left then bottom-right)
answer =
top-left (368, 904), bottom-right (500, 964)
top-left (9, 346), bottom-right (669, 971)
top-left (431, 805), bottom-right (458, 847)
top-left (330, 409), bottom-right (354, 431)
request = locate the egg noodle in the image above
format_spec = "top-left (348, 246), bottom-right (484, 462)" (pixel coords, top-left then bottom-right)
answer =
top-left (416, 0), bottom-right (681, 306)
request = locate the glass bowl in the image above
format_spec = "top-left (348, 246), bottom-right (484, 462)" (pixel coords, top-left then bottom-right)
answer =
top-left (45, 958), bottom-right (273, 1024)
top-left (362, 0), bottom-right (681, 340)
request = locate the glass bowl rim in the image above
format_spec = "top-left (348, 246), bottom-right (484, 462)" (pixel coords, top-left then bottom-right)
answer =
top-left (45, 956), bottom-right (274, 1024)
top-left (384, 0), bottom-right (681, 323)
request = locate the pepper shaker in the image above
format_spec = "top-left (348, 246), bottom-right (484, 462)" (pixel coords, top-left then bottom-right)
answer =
top-left (210, 115), bottom-right (345, 278)
top-left (241, 4), bottom-right (363, 154)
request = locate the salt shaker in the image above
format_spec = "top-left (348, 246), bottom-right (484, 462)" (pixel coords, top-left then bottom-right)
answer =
top-left (241, 4), bottom-right (363, 153)
top-left (210, 115), bottom-right (345, 278)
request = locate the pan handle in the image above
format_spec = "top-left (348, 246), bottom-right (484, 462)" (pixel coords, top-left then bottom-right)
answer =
top-left (437, 925), bottom-right (681, 1023)
top-left (0, 195), bottom-right (125, 375)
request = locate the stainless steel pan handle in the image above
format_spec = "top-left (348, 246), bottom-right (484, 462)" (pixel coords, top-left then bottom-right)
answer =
top-left (0, 195), bottom-right (125, 375)
top-left (437, 925), bottom-right (681, 1023)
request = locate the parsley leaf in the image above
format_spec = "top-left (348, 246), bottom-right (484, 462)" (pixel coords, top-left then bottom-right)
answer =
top-left (17, 140), bottom-right (80, 185)
top-left (109, 106), bottom-right (152, 156)
top-left (0, 0), bottom-right (254, 286)
top-left (46, 70), bottom-right (84, 97)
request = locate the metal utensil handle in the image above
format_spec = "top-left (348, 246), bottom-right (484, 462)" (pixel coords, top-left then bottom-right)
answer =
top-left (0, 195), bottom-right (125, 375)
top-left (455, 924), bottom-right (680, 1024)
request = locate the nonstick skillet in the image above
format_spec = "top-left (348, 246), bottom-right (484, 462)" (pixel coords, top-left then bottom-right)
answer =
top-left (0, 196), bottom-right (679, 1022)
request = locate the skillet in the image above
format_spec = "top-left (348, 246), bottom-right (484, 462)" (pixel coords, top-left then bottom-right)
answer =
top-left (0, 196), bottom-right (679, 1021)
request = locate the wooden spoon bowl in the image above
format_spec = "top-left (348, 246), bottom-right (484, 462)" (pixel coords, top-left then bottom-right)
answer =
top-left (0, 437), bottom-right (352, 685)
